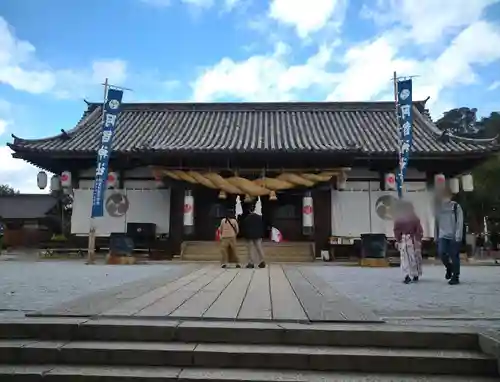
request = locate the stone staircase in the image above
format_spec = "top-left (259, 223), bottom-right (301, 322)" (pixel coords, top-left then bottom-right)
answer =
top-left (0, 317), bottom-right (499, 381)
top-left (180, 241), bottom-right (315, 262)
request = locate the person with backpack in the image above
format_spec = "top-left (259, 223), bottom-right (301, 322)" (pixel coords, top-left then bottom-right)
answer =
top-left (219, 209), bottom-right (241, 269)
top-left (435, 186), bottom-right (464, 285)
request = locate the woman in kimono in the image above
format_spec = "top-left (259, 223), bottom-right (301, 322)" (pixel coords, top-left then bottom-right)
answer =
top-left (394, 201), bottom-right (424, 284)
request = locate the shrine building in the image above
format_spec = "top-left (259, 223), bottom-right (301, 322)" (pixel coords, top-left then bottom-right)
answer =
top-left (7, 101), bottom-right (498, 261)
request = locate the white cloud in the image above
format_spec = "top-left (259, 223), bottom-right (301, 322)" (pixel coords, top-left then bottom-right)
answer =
top-left (0, 147), bottom-right (47, 194)
top-left (0, 17), bottom-right (128, 98)
top-left (0, 119), bottom-right (9, 135)
top-left (268, 0), bottom-right (346, 38)
top-left (327, 20), bottom-right (500, 107)
top-left (183, 0), bottom-right (214, 7)
top-left (488, 81), bottom-right (500, 91)
top-left (192, 42), bottom-right (339, 101)
top-left (224, 0), bottom-right (241, 10)
top-left (191, 0), bottom-right (500, 118)
top-left (362, 0), bottom-right (498, 45)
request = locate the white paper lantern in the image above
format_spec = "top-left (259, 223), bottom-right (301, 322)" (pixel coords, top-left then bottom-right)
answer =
top-left (384, 173), bottom-right (396, 191)
top-left (60, 171), bottom-right (72, 188)
top-left (107, 171), bottom-right (118, 188)
top-left (462, 174), bottom-right (474, 192)
top-left (37, 171), bottom-right (47, 190)
top-left (434, 173), bottom-right (446, 189)
top-left (50, 175), bottom-right (61, 191)
top-left (449, 177), bottom-right (460, 194)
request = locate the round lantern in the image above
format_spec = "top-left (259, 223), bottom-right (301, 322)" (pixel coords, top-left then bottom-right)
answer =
top-left (449, 177), bottom-right (460, 194)
top-left (434, 173), bottom-right (446, 189)
top-left (37, 171), bottom-right (48, 190)
top-left (50, 175), bottom-right (61, 191)
top-left (302, 191), bottom-right (314, 235)
top-left (183, 190), bottom-right (194, 235)
top-left (107, 171), bottom-right (118, 189)
top-left (60, 171), bottom-right (72, 188)
top-left (384, 173), bottom-right (396, 191)
top-left (462, 174), bottom-right (474, 192)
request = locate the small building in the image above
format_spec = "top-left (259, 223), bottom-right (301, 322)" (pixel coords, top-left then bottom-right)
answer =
top-left (7, 101), bottom-right (498, 259)
top-left (0, 194), bottom-right (60, 248)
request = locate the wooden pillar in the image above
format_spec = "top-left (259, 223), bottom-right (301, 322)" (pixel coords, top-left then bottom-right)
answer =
top-left (169, 187), bottom-right (183, 256)
top-left (313, 187), bottom-right (332, 258)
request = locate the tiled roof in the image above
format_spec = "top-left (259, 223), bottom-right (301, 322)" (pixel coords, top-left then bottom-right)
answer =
top-left (0, 194), bottom-right (58, 220)
top-left (8, 102), bottom-right (498, 155)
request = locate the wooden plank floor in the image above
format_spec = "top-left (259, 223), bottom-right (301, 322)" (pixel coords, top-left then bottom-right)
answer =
top-left (33, 265), bottom-right (382, 323)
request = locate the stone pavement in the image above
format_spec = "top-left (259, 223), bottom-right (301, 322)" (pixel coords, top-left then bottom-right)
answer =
top-left (312, 264), bottom-right (500, 330)
top-left (0, 261), bottom-right (192, 316)
top-left (27, 264), bottom-right (381, 323)
top-left (1, 261), bottom-right (499, 329)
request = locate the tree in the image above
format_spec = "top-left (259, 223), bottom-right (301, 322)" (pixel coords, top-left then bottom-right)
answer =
top-left (0, 184), bottom-right (19, 196)
top-left (436, 107), bottom-right (479, 136)
top-left (436, 108), bottom-right (500, 139)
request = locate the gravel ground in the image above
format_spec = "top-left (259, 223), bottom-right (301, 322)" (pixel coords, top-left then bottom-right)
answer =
top-left (311, 264), bottom-right (500, 329)
top-left (0, 261), bottom-right (177, 315)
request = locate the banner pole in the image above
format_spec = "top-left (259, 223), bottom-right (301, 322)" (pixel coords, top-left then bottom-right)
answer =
top-left (86, 78), bottom-right (109, 265)
top-left (393, 71), bottom-right (403, 199)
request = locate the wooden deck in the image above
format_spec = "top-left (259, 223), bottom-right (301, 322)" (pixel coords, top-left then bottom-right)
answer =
top-left (31, 264), bottom-right (381, 323)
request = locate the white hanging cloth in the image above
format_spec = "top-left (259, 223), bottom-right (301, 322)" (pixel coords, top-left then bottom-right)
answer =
top-left (255, 196), bottom-right (262, 215)
top-left (235, 195), bottom-right (243, 217)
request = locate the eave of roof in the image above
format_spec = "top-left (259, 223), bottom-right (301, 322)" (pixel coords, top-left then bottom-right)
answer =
top-left (7, 101), bottom-right (499, 157)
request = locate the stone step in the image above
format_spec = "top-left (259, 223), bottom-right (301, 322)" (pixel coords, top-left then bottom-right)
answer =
top-left (0, 339), bottom-right (496, 376)
top-left (0, 365), bottom-right (498, 381)
top-left (0, 318), bottom-right (483, 350)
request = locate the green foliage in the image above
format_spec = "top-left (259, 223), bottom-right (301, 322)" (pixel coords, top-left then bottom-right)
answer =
top-left (436, 109), bottom-right (500, 140)
top-left (0, 184), bottom-right (19, 196)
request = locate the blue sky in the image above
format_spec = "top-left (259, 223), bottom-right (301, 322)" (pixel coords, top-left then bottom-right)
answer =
top-left (0, 0), bottom-right (499, 192)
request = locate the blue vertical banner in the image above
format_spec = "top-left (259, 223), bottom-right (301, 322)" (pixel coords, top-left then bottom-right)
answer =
top-left (91, 88), bottom-right (124, 218)
top-left (395, 79), bottom-right (413, 198)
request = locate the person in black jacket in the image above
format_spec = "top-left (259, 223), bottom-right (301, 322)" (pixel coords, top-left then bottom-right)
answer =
top-left (242, 206), bottom-right (266, 269)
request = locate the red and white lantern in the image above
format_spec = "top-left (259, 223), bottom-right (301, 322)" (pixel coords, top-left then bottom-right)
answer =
top-left (434, 173), bottom-right (446, 190)
top-left (60, 171), bottom-right (72, 188)
top-left (449, 177), bottom-right (460, 194)
top-left (462, 174), bottom-right (474, 192)
top-left (107, 171), bottom-right (118, 189)
top-left (183, 189), bottom-right (194, 235)
top-left (384, 173), bottom-right (396, 191)
top-left (302, 192), bottom-right (314, 235)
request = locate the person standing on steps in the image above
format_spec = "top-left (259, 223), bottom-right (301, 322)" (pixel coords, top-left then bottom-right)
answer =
top-left (219, 209), bottom-right (241, 269)
top-left (435, 186), bottom-right (464, 285)
top-left (242, 205), bottom-right (266, 269)
top-left (394, 201), bottom-right (424, 284)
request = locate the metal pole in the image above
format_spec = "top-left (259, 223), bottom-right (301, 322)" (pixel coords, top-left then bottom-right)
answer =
top-left (87, 78), bottom-right (109, 265)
